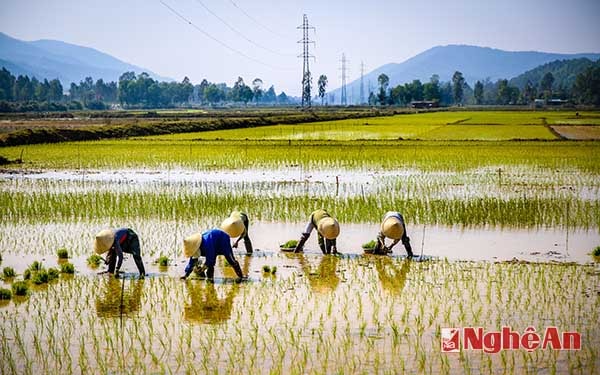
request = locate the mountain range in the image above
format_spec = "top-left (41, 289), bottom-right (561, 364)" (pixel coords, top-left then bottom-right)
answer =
top-left (0, 32), bottom-right (170, 87)
top-left (330, 45), bottom-right (600, 104)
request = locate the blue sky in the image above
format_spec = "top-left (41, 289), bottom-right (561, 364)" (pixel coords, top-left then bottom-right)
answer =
top-left (1, 0), bottom-right (599, 95)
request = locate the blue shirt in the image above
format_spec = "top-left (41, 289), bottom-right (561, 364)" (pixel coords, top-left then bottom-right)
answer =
top-left (184, 229), bottom-right (232, 274)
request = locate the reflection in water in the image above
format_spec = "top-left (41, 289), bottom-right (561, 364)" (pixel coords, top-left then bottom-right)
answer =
top-left (372, 256), bottom-right (412, 295)
top-left (219, 254), bottom-right (251, 279)
top-left (95, 277), bottom-right (144, 318)
top-left (183, 281), bottom-right (239, 324)
top-left (299, 254), bottom-right (340, 294)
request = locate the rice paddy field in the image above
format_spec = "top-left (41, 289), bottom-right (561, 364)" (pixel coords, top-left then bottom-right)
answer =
top-left (1, 110), bottom-right (599, 374)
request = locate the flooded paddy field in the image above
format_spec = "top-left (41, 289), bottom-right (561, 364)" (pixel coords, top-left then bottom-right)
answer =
top-left (1, 111), bottom-right (600, 373)
top-left (1, 254), bottom-right (599, 374)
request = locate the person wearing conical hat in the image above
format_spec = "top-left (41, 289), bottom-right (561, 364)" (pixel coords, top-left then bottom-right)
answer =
top-left (221, 211), bottom-right (253, 254)
top-left (180, 228), bottom-right (246, 281)
top-left (373, 212), bottom-right (413, 257)
top-left (294, 209), bottom-right (340, 254)
top-left (94, 228), bottom-right (146, 277)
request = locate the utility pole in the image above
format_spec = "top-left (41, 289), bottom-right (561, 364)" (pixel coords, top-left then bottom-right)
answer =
top-left (340, 53), bottom-right (347, 106)
top-left (360, 61), bottom-right (365, 105)
top-left (297, 14), bottom-right (315, 108)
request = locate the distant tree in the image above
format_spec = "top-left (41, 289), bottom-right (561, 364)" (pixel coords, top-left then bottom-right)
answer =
top-left (496, 79), bottom-right (511, 105)
top-left (317, 75), bottom-right (328, 105)
top-left (178, 76), bottom-right (194, 103)
top-left (522, 80), bottom-right (536, 104)
top-left (277, 91), bottom-right (288, 104)
top-left (540, 72), bottom-right (555, 98)
top-left (439, 82), bottom-right (453, 106)
top-left (264, 85), bottom-right (277, 103)
top-left (240, 84), bottom-right (253, 105)
top-left (252, 78), bottom-right (263, 103)
top-left (423, 74), bottom-right (440, 102)
top-left (0, 68), bottom-right (15, 101)
top-left (573, 63), bottom-right (600, 105)
top-left (473, 80), bottom-right (484, 105)
top-left (118, 71), bottom-right (137, 105)
top-left (407, 79), bottom-right (424, 102)
top-left (48, 79), bottom-right (63, 102)
top-left (204, 83), bottom-right (223, 104)
top-left (389, 84), bottom-right (406, 105)
top-left (452, 71), bottom-right (465, 105)
top-left (377, 73), bottom-right (389, 105)
top-left (197, 79), bottom-right (209, 103)
top-left (368, 91), bottom-right (377, 105)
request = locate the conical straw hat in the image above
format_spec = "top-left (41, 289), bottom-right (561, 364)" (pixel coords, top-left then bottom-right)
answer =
top-left (381, 217), bottom-right (404, 240)
top-left (183, 233), bottom-right (202, 258)
top-left (317, 217), bottom-right (340, 240)
top-left (94, 229), bottom-right (115, 254)
top-left (221, 216), bottom-right (244, 238)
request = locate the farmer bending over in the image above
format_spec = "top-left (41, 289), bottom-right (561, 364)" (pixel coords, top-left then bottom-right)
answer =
top-left (294, 209), bottom-right (340, 254)
top-left (94, 228), bottom-right (146, 277)
top-left (180, 228), bottom-right (246, 281)
top-left (221, 211), bottom-right (253, 254)
top-left (373, 212), bottom-right (413, 257)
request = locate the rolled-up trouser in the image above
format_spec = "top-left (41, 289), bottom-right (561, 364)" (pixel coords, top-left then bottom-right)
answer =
top-left (240, 213), bottom-right (253, 254)
top-left (318, 234), bottom-right (337, 254)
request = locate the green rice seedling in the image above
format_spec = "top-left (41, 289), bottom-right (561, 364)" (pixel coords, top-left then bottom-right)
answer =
top-left (281, 240), bottom-right (298, 249)
top-left (0, 288), bottom-right (11, 300)
top-left (12, 281), bottom-right (28, 296)
top-left (47, 267), bottom-right (60, 281)
top-left (60, 262), bottom-right (75, 274)
top-left (29, 261), bottom-right (43, 272)
top-left (270, 266), bottom-right (277, 275)
top-left (2, 266), bottom-right (16, 278)
top-left (31, 269), bottom-right (49, 285)
top-left (23, 269), bottom-right (31, 280)
top-left (156, 255), bottom-right (169, 267)
top-left (86, 254), bottom-right (103, 267)
top-left (262, 265), bottom-right (271, 273)
top-left (592, 246), bottom-right (600, 258)
top-left (361, 240), bottom-right (376, 250)
top-left (56, 248), bottom-right (69, 259)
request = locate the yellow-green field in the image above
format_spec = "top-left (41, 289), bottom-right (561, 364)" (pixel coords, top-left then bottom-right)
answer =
top-left (1, 110), bottom-right (599, 374)
top-left (144, 111), bottom-right (600, 141)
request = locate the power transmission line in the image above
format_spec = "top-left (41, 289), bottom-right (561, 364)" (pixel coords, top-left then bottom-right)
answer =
top-left (340, 53), bottom-right (348, 106)
top-left (226, 0), bottom-right (292, 40)
top-left (159, 0), bottom-right (292, 70)
top-left (192, 0), bottom-right (294, 57)
top-left (297, 14), bottom-right (315, 108)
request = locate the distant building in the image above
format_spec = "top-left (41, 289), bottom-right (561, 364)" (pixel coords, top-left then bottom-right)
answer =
top-left (410, 100), bottom-right (439, 109)
top-left (533, 98), bottom-right (570, 108)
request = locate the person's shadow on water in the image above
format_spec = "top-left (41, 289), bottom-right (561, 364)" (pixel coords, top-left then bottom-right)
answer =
top-left (95, 277), bottom-right (144, 318)
top-left (183, 280), bottom-right (239, 324)
top-left (372, 256), bottom-right (412, 295)
top-left (298, 254), bottom-right (340, 294)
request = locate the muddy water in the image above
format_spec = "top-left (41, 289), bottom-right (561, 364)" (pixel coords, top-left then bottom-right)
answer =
top-left (2, 166), bottom-right (598, 200)
top-left (0, 221), bottom-right (598, 282)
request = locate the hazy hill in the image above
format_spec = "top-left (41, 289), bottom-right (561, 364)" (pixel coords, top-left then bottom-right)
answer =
top-left (331, 45), bottom-right (600, 104)
top-left (508, 58), bottom-right (597, 90)
top-left (0, 32), bottom-right (171, 88)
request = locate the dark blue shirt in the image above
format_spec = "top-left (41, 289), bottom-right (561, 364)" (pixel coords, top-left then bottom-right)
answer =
top-left (112, 228), bottom-right (131, 271)
top-left (184, 229), bottom-right (232, 275)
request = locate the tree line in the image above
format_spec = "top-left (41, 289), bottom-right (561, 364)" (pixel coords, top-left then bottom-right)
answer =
top-left (0, 67), bottom-right (292, 112)
top-left (368, 60), bottom-right (600, 106)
